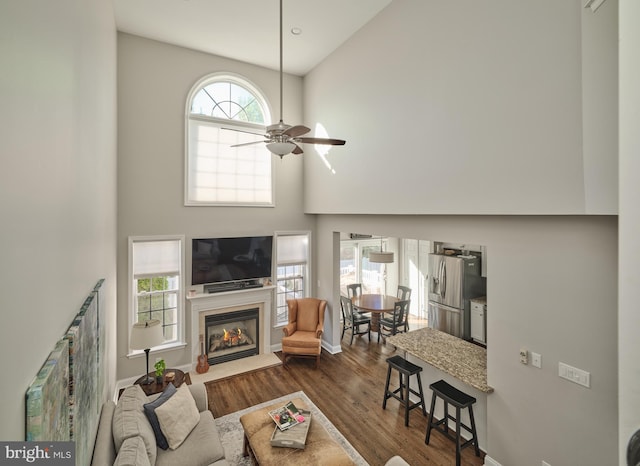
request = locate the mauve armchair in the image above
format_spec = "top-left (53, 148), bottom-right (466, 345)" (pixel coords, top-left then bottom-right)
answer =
top-left (281, 298), bottom-right (326, 368)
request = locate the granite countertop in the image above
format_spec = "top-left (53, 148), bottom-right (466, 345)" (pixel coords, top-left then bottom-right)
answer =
top-left (386, 327), bottom-right (493, 393)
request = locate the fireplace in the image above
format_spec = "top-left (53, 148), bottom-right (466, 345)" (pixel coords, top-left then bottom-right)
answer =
top-left (189, 286), bottom-right (273, 369)
top-left (204, 308), bottom-right (259, 365)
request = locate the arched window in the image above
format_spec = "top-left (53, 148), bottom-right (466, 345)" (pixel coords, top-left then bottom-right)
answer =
top-left (185, 74), bottom-right (273, 206)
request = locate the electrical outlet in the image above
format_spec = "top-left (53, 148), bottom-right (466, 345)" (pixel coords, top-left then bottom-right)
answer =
top-left (531, 352), bottom-right (542, 368)
top-left (519, 348), bottom-right (528, 364)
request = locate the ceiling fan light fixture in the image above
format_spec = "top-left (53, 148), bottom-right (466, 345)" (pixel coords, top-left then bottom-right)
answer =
top-left (266, 141), bottom-right (296, 157)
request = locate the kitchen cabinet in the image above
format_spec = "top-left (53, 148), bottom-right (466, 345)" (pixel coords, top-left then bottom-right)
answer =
top-left (470, 297), bottom-right (487, 345)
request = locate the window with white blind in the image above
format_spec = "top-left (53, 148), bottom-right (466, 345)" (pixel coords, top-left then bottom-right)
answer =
top-left (275, 233), bottom-right (310, 326)
top-left (128, 236), bottom-right (185, 352)
top-left (185, 74), bottom-right (273, 206)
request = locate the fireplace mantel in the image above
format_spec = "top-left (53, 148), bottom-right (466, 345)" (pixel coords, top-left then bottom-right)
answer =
top-left (187, 286), bottom-right (274, 367)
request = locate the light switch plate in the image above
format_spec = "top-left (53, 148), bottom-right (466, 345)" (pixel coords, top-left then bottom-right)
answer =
top-left (531, 352), bottom-right (542, 368)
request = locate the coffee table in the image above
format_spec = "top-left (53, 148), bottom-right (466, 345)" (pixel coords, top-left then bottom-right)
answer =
top-left (239, 397), bottom-right (355, 465)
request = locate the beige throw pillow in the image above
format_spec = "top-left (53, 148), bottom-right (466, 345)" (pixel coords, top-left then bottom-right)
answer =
top-left (154, 384), bottom-right (200, 450)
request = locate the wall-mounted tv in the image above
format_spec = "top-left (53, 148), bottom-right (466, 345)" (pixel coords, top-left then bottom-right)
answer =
top-left (191, 236), bottom-right (273, 286)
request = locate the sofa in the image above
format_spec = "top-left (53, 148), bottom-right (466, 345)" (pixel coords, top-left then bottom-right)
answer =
top-left (91, 382), bottom-right (228, 466)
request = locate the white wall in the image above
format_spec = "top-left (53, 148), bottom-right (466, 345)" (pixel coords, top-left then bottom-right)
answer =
top-left (304, 0), bottom-right (620, 464)
top-left (581, 0), bottom-right (618, 213)
top-left (116, 34), bottom-right (314, 381)
top-left (316, 215), bottom-right (618, 466)
top-left (303, 0), bottom-right (617, 215)
top-left (0, 1), bottom-right (117, 441)
top-left (618, 0), bottom-right (640, 462)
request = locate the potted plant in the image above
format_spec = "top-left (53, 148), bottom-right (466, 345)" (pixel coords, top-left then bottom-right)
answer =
top-left (154, 359), bottom-right (166, 384)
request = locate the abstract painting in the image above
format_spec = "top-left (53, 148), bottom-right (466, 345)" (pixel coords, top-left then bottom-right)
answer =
top-left (25, 279), bottom-right (106, 466)
top-left (25, 339), bottom-right (70, 441)
top-left (66, 292), bottom-right (99, 466)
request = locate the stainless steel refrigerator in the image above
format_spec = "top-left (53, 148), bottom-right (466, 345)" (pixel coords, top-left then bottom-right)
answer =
top-left (428, 253), bottom-right (485, 340)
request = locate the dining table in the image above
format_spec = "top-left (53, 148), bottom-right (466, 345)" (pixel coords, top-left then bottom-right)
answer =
top-left (351, 293), bottom-right (400, 333)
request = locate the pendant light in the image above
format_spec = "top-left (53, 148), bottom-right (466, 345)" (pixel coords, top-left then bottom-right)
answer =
top-left (369, 236), bottom-right (394, 263)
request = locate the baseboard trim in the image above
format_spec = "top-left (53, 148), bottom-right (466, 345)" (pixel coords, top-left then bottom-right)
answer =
top-left (484, 455), bottom-right (502, 466)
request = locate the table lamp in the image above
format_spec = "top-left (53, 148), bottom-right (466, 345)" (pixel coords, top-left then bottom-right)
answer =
top-left (130, 319), bottom-right (164, 384)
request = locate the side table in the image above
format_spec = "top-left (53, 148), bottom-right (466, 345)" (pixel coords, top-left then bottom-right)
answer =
top-left (133, 368), bottom-right (188, 396)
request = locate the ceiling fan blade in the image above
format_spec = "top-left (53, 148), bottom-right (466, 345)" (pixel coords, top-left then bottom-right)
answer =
top-left (292, 143), bottom-right (304, 155)
top-left (222, 127), bottom-right (267, 138)
top-left (283, 125), bottom-right (310, 138)
top-left (294, 137), bottom-right (346, 146)
top-left (231, 140), bottom-right (268, 148)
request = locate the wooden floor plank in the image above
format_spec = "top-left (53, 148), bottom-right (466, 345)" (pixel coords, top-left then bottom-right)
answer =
top-left (207, 331), bottom-right (485, 466)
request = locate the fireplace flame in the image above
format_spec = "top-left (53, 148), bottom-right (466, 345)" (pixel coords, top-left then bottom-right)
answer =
top-left (222, 328), bottom-right (242, 345)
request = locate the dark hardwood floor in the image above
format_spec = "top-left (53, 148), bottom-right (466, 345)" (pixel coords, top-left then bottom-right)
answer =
top-left (207, 327), bottom-right (485, 466)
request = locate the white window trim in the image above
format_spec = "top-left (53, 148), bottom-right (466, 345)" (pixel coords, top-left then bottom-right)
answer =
top-left (184, 72), bottom-right (275, 207)
top-left (127, 235), bottom-right (187, 357)
top-left (274, 231), bottom-right (312, 328)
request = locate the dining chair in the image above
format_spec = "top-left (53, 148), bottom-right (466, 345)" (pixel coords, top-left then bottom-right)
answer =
top-left (346, 283), bottom-right (362, 299)
top-left (347, 283), bottom-right (369, 316)
top-left (397, 285), bottom-right (412, 300)
top-left (379, 299), bottom-right (410, 343)
top-left (340, 295), bottom-right (371, 345)
top-left (396, 286), bottom-right (412, 330)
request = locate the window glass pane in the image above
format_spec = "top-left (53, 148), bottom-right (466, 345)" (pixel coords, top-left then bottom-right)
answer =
top-left (191, 82), bottom-right (265, 124)
top-left (164, 308), bottom-right (177, 325)
top-left (340, 244), bottom-right (357, 296)
top-left (163, 324), bottom-right (177, 341)
top-left (275, 264), bottom-right (306, 325)
top-left (340, 239), bottom-right (389, 296)
top-left (137, 295), bottom-right (150, 313)
top-left (150, 295), bottom-right (164, 311)
top-left (138, 279), bottom-right (150, 293)
top-left (362, 245), bottom-right (384, 294)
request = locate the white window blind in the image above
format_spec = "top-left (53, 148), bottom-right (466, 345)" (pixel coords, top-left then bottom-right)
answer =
top-left (277, 234), bottom-right (309, 265)
top-left (187, 119), bottom-right (272, 204)
top-left (133, 239), bottom-right (181, 278)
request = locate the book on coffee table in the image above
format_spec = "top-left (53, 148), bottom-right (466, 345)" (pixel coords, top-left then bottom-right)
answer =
top-left (268, 401), bottom-right (304, 431)
top-left (270, 410), bottom-right (311, 449)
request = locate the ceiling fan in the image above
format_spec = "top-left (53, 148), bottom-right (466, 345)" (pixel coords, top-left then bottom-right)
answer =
top-left (227, 0), bottom-right (346, 158)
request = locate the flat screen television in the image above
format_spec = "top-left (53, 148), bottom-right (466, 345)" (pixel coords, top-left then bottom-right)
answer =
top-left (191, 236), bottom-right (273, 285)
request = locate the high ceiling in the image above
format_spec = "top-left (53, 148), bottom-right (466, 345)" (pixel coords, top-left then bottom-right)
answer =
top-left (114, 0), bottom-right (392, 76)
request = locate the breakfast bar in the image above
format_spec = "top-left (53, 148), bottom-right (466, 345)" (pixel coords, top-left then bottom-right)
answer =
top-left (386, 327), bottom-right (493, 450)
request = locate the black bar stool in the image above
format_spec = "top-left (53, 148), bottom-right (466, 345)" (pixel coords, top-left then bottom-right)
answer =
top-left (425, 379), bottom-right (480, 466)
top-left (382, 355), bottom-right (427, 426)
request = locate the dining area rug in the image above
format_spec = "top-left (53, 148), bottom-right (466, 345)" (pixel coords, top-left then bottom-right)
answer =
top-left (213, 391), bottom-right (368, 465)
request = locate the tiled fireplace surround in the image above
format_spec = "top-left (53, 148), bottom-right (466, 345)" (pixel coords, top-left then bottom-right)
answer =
top-left (188, 286), bottom-right (274, 369)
